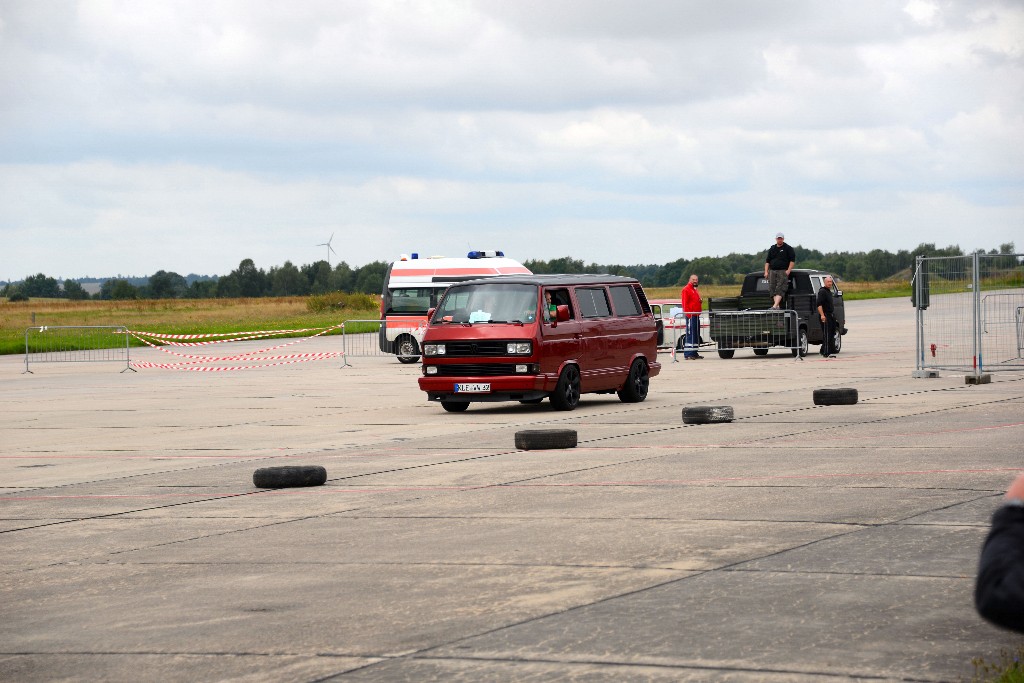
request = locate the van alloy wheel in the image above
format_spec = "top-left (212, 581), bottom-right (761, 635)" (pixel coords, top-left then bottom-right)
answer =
top-left (618, 359), bottom-right (649, 403)
top-left (551, 365), bottom-right (581, 411)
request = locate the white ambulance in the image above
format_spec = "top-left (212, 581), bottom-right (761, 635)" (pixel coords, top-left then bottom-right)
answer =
top-left (379, 251), bottom-right (531, 362)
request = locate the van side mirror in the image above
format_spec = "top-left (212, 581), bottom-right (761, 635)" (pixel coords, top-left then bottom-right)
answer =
top-left (427, 307), bottom-right (436, 321)
top-left (835, 290), bottom-right (843, 297)
top-left (556, 305), bottom-right (570, 322)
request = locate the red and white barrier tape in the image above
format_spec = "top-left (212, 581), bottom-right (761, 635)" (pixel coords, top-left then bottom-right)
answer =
top-left (128, 324), bottom-right (346, 371)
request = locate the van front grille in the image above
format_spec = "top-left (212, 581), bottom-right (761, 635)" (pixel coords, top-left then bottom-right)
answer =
top-left (433, 363), bottom-right (524, 377)
top-left (442, 341), bottom-right (511, 357)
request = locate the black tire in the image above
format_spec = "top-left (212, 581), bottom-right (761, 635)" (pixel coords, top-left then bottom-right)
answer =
top-left (718, 349), bottom-right (735, 359)
top-left (813, 388), bottom-right (858, 405)
top-left (253, 465), bottom-right (327, 489)
top-left (441, 400), bottom-right (469, 412)
top-left (550, 364), bottom-right (581, 411)
top-left (753, 348), bottom-right (769, 356)
top-left (682, 405), bottom-right (734, 424)
top-left (515, 429), bottom-right (577, 450)
top-left (617, 359), bottom-right (650, 403)
top-left (395, 335), bottom-right (420, 364)
top-left (676, 336), bottom-right (686, 352)
top-left (832, 327), bottom-right (842, 354)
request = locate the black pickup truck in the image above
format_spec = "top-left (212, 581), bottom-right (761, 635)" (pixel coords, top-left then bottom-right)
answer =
top-left (707, 270), bottom-right (846, 358)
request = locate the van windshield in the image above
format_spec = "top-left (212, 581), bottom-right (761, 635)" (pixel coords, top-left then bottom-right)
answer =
top-left (434, 283), bottom-right (539, 324)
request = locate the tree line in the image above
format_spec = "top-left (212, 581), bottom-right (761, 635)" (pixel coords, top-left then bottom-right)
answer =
top-left (3, 242), bottom-right (1019, 301)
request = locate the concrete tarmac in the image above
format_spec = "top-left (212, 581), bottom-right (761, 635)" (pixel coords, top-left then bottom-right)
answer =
top-left (1, 296), bottom-right (1023, 682)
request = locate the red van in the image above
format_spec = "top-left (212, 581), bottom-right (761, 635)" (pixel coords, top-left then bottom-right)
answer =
top-left (418, 274), bottom-right (661, 411)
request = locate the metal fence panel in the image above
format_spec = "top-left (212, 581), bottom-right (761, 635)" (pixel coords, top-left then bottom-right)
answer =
top-left (914, 253), bottom-right (1023, 375)
top-left (24, 326), bottom-right (133, 373)
top-left (340, 319), bottom-right (426, 366)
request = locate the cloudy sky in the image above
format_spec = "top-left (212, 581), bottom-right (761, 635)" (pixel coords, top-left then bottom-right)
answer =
top-left (1, 0), bottom-right (1022, 280)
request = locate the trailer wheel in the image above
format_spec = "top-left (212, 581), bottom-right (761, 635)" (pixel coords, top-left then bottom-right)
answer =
top-left (682, 405), bottom-right (734, 424)
top-left (515, 429), bottom-right (577, 450)
top-left (813, 388), bottom-right (858, 405)
top-left (395, 335), bottom-right (420, 364)
top-left (792, 327), bottom-right (809, 357)
top-left (717, 348), bottom-right (735, 359)
top-left (753, 348), bottom-right (769, 356)
top-left (253, 465), bottom-right (327, 489)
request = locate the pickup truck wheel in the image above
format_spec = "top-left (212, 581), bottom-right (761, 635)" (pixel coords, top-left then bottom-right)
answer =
top-left (550, 365), bottom-right (581, 411)
top-left (441, 400), bottom-right (469, 412)
top-left (253, 465), bottom-right (327, 489)
top-left (753, 348), bottom-right (768, 356)
top-left (395, 335), bottom-right (420, 364)
top-left (515, 429), bottom-right (577, 450)
top-left (683, 405), bottom-right (734, 424)
top-left (718, 349), bottom-right (735, 359)
top-left (617, 359), bottom-right (649, 403)
top-left (813, 388), bottom-right (858, 405)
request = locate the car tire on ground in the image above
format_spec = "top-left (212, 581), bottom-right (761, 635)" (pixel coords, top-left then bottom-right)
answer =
top-left (682, 405), bottom-right (734, 424)
top-left (813, 388), bottom-right (858, 405)
top-left (441, 400), bottom-right (469, 412)
top-left (514, 429), bottom-right (578, 450)
top-left (253, 465), bottom-right (327, 489)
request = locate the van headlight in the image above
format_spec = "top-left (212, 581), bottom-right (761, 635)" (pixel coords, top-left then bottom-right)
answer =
top-left (506, 342), bottom-right (532, 355)
top-left (424, 344), bottom-right (446, 356)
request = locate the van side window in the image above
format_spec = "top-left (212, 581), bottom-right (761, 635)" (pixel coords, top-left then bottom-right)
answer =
top-left (577, 288), bottom-right (611, 318)
top-left (609, 285), bottom-right (641, 316)
top-left (544, 288), bottom-right (575, 321)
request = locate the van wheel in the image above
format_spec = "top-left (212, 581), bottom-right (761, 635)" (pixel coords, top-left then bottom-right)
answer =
top-left (618, 359), bottom-right (649, 403)
top-left (550, 365), bottom-right (581, 411)
top-left (395, 335), bottom-right (420, 364)
top-left (676, 336), bottom-right (686, 352)
top-left (753, 348), bottom-right (768, 356)
top-left (832, 328), bottom-right (842, 354)
top-left (718, 348), bottom-right (735, 359)
top-left (441, 400), bottom-right (469, 412)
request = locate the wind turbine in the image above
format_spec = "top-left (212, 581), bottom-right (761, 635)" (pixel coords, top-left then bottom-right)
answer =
top-left (316, 233), bottom-right (337, 266)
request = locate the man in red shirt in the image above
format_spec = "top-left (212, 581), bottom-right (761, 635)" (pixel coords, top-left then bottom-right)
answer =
top-left (681, 274), bottom-right (703, 359)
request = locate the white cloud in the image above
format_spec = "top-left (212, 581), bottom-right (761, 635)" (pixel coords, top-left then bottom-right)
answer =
top-left (0, 0), bottom-right (1021, 279)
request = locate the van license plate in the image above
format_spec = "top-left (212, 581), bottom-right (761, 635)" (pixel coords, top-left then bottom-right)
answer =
top-left (455, 383), bottom-right (490, 393)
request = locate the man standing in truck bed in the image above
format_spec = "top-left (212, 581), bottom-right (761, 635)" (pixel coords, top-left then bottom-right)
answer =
top-left (764, 232), bottom-right (796, 309)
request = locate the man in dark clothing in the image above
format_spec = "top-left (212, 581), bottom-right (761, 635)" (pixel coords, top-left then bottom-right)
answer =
top-left (975, 474), bottom-right (1024, 634)
top-left (764, 232), bottom-right (796, 309)
top-left (816, 276), bottom-right (837, 357)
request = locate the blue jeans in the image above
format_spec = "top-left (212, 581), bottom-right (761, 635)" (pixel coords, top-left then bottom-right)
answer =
top-left (684, 315), bottom-right (700, 358)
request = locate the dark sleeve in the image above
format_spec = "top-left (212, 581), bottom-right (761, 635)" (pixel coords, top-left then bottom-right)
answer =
top-left (765, 246), bottom-right (773, 264)
top-left (975, 505), bottom-right (1024, 633)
